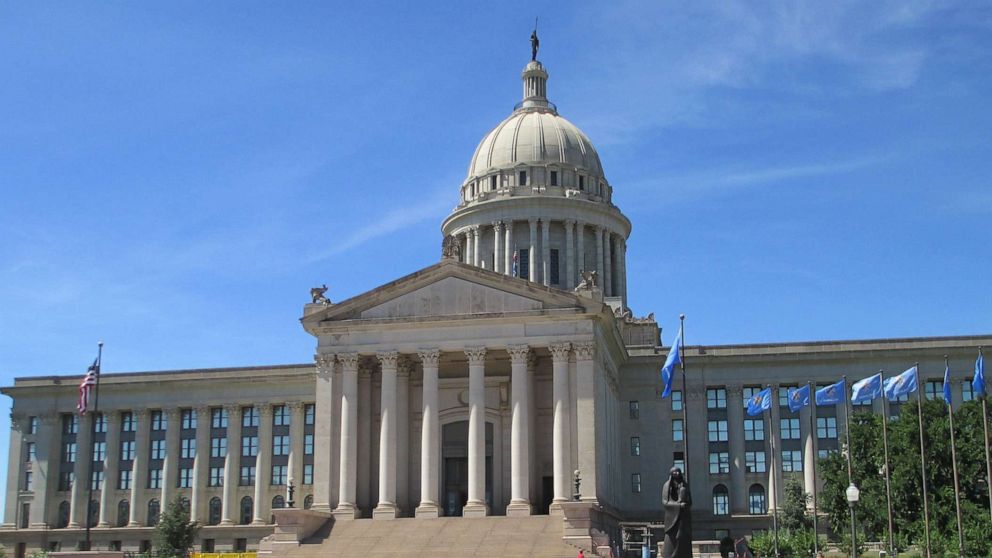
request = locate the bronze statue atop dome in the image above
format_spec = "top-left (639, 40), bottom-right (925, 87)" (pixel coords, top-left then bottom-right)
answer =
top-left (530, 29), bottom-right (539, 61)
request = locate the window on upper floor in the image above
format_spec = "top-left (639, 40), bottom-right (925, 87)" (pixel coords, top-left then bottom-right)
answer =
top-left (212, 408), bottom-right (228, 429)
top-left (519, 170), bottom-right (527, 186)
top-left (671, 391), bottom-right (683, 412)
top-left (672, 419), bottom-right (683, 442)
top-left (242, 407), bottom-right (259, 428)
top-left (150, 411), bottom-right (165, 431)
top-left (305, 404), bottom-right (315, 426)
top-left (743, 419), bottom-right (764, 441)
top-left (120, 440), bottom-right (135, 461)
top-left (630, 437), bottom-right (641, 456)
top-left (709, 452), bottom-right (729, 474)
top-left (273, 406), bottom-right (289, 427)
top-left (707, 388), bottom-right (727, 409)
top-left (707, 420), bottom-right (728, 442)
top-left (629, 401), bottom-right (639, 420)
top-left (550, 170), bottom-right (558, 186)
top-left (631, 473), bottom-right (641, 493)
top-left (780, 418), bottom-right (801, 440)
top-left (182, 409), bottom-right (197, 430)
top-left (121, 412), bottom-right (136, 432)
top-left (817, 417), bottom-right (838, 439)
top-left (745, 451), bottom-right (766, 473)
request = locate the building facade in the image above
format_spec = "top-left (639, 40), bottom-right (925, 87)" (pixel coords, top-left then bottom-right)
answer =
top-left (1, 49), bottom-right (988, 555)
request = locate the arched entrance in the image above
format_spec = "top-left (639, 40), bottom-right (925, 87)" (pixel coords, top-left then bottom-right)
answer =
top-left (441, 420), bottom-right (493, 516)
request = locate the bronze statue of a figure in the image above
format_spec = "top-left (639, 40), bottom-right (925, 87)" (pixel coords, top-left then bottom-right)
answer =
top-left (661, 467), bottom-right (693, 558)
top-left (531, 30), bottom-right (539, 61)
top-left (310, 284), bottom-right (330, 305)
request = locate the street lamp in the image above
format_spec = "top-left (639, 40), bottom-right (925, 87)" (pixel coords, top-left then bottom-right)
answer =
top-left (846, 483), bottom-right (860, 558)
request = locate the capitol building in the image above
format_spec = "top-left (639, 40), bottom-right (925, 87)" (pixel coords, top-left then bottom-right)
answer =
top-left (1, 45), bottom-right (988, 558)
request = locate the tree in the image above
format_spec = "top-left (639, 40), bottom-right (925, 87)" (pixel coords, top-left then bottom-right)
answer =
top-left (154, 496), bottom-right (200, 558)
top-left (780, 476), bottom-right (812, 532)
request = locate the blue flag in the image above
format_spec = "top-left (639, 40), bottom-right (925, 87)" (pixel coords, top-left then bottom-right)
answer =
top-left (883, 366), bottom-right (918, 400)
top-left (851, 373), bottom-right (882, 404)
top-left (788, 385), bottom-right (810, 413)
top-left (746, 387), bottom-right (773, 417)
top-left (660, 325), bottom-right (682, 399)
top-left (943, 364), bottom-right (952, 405)
top-left (975, 351), bottom-right (986, 398)
top-left (816, 379), bottom-right (846, 406)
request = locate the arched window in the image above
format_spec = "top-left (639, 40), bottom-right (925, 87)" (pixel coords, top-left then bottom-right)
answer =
top-left (178, 496), bottom-right (191, 516)
top-left (88, 500), bottom-right (100, 528)
top-left (272, 495), bottom-right (285, 509)
top-left (303, 495), bottom-right (313, 510)
top-left (147, 499), bottom-right (160, 526)
top-left (57, 501), bottom-right (70, 528)
top-left (208, 497), bottom-right (222, 526)
top-left (749, 484), bottom-right (766, 515)
top-left (240, 496), bottom-right (253, 525)
top-left (117, 500), bottom-right (130, 527)
top-left (712, 485), bottom-right (729, 516)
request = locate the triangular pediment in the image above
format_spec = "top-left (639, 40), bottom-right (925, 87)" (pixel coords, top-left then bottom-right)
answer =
top-left (302, 259), bottom-right (596, 326)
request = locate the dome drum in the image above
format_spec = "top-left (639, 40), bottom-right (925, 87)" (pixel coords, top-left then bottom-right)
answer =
top-left (460, 165), bottom-right (612, 208)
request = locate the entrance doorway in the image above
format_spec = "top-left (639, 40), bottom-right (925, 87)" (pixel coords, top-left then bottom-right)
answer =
top-left (441, 420), bottom-right (493, 516)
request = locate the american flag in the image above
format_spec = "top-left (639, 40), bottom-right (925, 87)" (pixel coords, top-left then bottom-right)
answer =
top-left (77, 358), bottom-right (99, 415)
top-left (511, 251), bottom-right (519, 277)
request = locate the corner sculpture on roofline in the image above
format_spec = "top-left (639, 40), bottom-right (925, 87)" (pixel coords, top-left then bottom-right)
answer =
top-left (310, 284), bottom-right (330, 305)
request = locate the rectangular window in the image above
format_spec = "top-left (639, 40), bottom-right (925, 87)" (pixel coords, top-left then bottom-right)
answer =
top-left (490, 175), bottom-right (497, 190)
top-left (182, 409), bottom-right (197, 430)
top-left (95, 413), bottom-right (107, 433)
top-left (273, 405), bottom-right (289, 426)
top-left (64, 442), bottom-right (77, 463)
top-left (630, 437), bottom-right (641, 456)
top-left (707, 420), bottom-right (728, 442)
top-left (780, 418), bottom-right (801, 440)
top-left (713, 490), bottom-right (729, 516)
top-left (673, 452), bottom-right (685, 472)
top-left (209, 467), bottom-right (224, 487)
top-left (963, 381), bottom-right (976, 402)
top-left (240, 466), bottom-right (256, 486)
top-left (549, 248), bottom-right (560, 285)
top-left (303, 464), bottom-right (314, 485)
top-left (672, 419), bottom-right (684, 441)
top-left (671, 390), bottom-right (683, 412)
top-left (91, 471), bottom-right (103, 491)
top-left (25, 442), bottom-right (36, 461)
top-left (305, 404), bottom-right (315, 426)
top-left (24, 471), bottom-right (33, 491)
top-left (273, 435), bottom-right (290, 456)
top-left (59, 471), bottom-right (74, 491)
top-left (118, 470), bottom-right (132, 490)
top-left (211, 437), bottom-right (227, 458)
top-left (93, 441), bottom-right (106, 461)
top-left (242, 407), bottom-right (259, 428)
top-left (706, 388), bottom-right (727, 409)
top-left (745, 451), bottom-right (766, 473)
top-left (518, 248), bottom-right (530, 280)
top-left (818, 449), bottom-right (834, 460)
top-left (743, 419), bottom-right (765, 441)
top-left (148, 468), bottom-right (162, 489)
top-left (629, 401), bottom-right (639, 420)
top-left (304, 434), bottom-right (314, 455)
top-left (121, 440), bottom-right (135, 461)
top-left (782, 450), bottom-right (803, 472)
top-left (631, 473), bottom-right (641, 493)
top-left (150, 439), bottom-right (166, 460)
top-left (150, 411), bottom-right (165, 431)
top-left (816, 417), bottom-right (838, 439)
top-left (63, 414), bottom-right (78, 435)
top-left (121, 412), bottom-right (136, 432)
top-left (925, 380), bottom-right (942, 401)
top-left (550, 170), bottom-right (558, 186)
top-left (709, 452), bottom-right (730, 474)
top-left (28, 416), bottom-right (38, 435)
top-left (519, 170), bottom-right (527, 186)
top-left (181, 438), bottom-right (196, 459)
top-left (579, 175), bottom-right (585, 190)
top-left (242, 436), bottom-right (258, 457)
top-left (211, 408), bottom-right (228, 429)
top-left (178, 468), bottom-right (193, 488)
top-left (271, 465), bottom-right (287, 486)
top-left (778, 386), bottom-right (799, 407)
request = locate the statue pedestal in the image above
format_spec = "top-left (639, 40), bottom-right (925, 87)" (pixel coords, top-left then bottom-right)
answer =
top-left (560, 501), bottom-right (619, 557)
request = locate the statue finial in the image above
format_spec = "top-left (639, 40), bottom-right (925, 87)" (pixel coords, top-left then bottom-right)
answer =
top-left (530, 22), bottom-right (539, 61)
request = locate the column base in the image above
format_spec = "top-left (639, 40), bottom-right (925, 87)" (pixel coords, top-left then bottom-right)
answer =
top-left (332, 504), bottom-right (361, 521)
top-left (549, 499), bottom-right (567, 515)
top-left (67, 522), bottom-right (80, 529)
top-left (97, 521), bottom-right (109, 528)
top-left (219, 519), bottom-right (235, 526)
top-left (415, 503), bottom-right (441, 518)
top-left (462, 501), bottom-right (489, 518)
top-left (252, 518), bottom-right (267, 525)
top-left (372, 503), bottom-right (398, 519)
top-left (506, 501), bottom-right (533, 516)
top-left (128, 521), bottom-right (141, 527)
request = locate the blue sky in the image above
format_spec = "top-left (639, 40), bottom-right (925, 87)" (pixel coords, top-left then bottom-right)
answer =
top-left (1, 2), bottom-right (990, 513)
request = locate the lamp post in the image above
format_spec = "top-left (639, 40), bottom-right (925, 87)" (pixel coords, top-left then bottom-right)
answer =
top-left (846, 483), bottom-right (860, 558)
top-left (573, 469), bottom-right (582, 501)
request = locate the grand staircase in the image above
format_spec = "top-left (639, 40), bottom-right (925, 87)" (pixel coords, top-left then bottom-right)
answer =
top-left (277, 515), bottom-right (580, 558)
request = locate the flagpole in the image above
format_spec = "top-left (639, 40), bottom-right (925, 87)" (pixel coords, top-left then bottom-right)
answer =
top-left (808, 381), bottom-right (819, 557)
top-left (879, 369), bottom-right (895, 558)
top-left (945, 355), bottom-right (965, 557)
top-left (679, 314), bottom-right (690, 485)
top-left (766, 387), bottom-right (779, 558)
top-left (980, 347), bottom-right (992, 523)
top-left (83, 342), bottom-right (103, 551)
top-left (842, 375), bottom-right (853, 486)
top-left (914, 362), bottom-right (932, 558)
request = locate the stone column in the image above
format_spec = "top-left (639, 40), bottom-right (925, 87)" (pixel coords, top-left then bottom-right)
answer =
top-left (287, 402), bottom-right (305, 499)
top-left (573, 342), bottom-right (598, 503)
top-left (603, 231), bottom-right (613, 296)
top-left (472, 226), bottom-right (481, 267)
top-left (374, 352), bottom-right (399, 518)
top-left (357, 361), bottom-right (373, 515)
top-left (29, 414), bottom-right (57, 527)
top-left (128, 409), bottom-right (150, 526)
top-left (191, 405), bottom-right (210, 523)
top-left (312, 355), bottom-right (335, 512)
top-left (334, 353), bottom-right (360, 519)
top-left (504, 221), bottom-right (514, 276)
top-left (397, 359), bottom-right (411, 514)
top-left (161, 408), bottom-right (181, 508)
top-left (564, 220), bottom-right (575, 290)
top-left (727, 385), bottom-right (747, 513)
top-left (492, 221), bottom-right (503, 274)
top-left (617, 237), bottom-right (627, 306)
top-left (416, 349), bottom-right (441, 518)
top-left (541, 219), bottom-right (551, 286)
top-left (550, 342), bottom-right (572, 511)
top-left (801, 400), bottom-right (817, 499)
top-left (595, 226), bottom-right (604, 280)
top-left (220, 404), bottom-right (241, 525)
top-left (506, 345), bottom-right (532, 516)
top-left (576, 222), bottom-right (586, 274)
top-left (463, 231), bottom-right (473, 265)
top-left (4, 414), bottom-right (25, 528)
top-left (97, 411), bottom-right (120, 527)
top-left (528, 219), bottom-right (538, 282)
top-left (252, 404), bottom-right (273, 524)
top-left (69, 413), bottom-right (94, 528)
top-left (464, 347), bottom-right (489, 517)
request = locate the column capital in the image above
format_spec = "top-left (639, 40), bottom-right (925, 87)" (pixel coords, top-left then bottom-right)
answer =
top-left (528, 218), bottom-right (538, 227)
top-left (164, 408), bottom-right (181, 421)
top-left (464, 347), bottom-right (487, 364)
top-left (418, 348), bottom-right (441, 367)
top-left (377, 351), bottom-right (399, 369)
top-left (134, 408), bottom-right (150, 420)
top-left (595, 224), bottom-right (604, 233)
top-left (38, 413), bottom-right (59, 426)
top-left (223, 403), bottom-right (241, 415)
top-left (338, 352), bottom-right (360, 370)
top-left (9, 413), bottom-right (27, 432)
top-left (259, 404), bottom-right (273, 419)
top-left (548, 342), bottom-right (572, 362)
top-left (287, 401), bottom-right (305, 413)
top-left (573, 342), bottom-right (595, 361)
top-left (315, 353), bottom-right (335, 376)
top-left (492, 220), bottom-right (504, 232)
top-left (194, 404), bottom-right (211, 416)
top-left (470, 225), bottom-right (481, 233)
top-left (564, 219), bottom-right (576, 227)
top-left (507, 345), bottom-right (530, 364)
